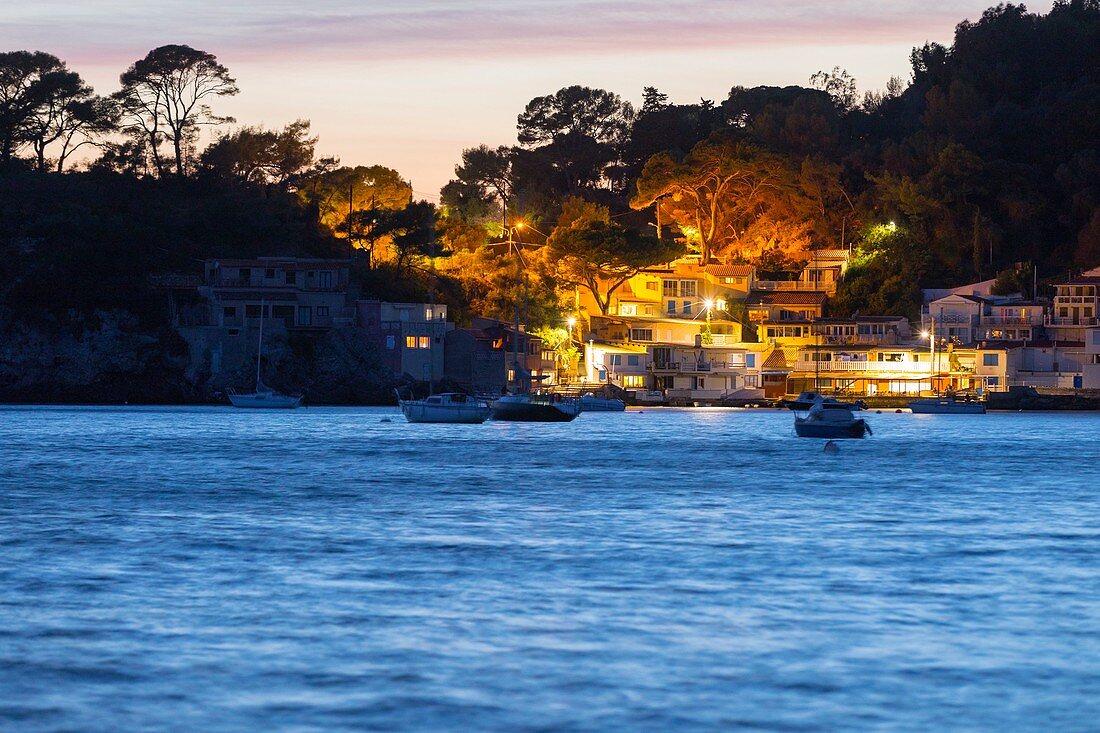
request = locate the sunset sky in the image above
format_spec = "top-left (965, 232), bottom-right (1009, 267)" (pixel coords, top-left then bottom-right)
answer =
top-left (3, 1), bottom-right (1048, 198)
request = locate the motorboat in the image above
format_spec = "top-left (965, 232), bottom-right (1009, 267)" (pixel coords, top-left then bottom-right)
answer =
top-left (782, 390), bottom-right (865, 411)
top-left (909, 396), bottom-right (986, 414)
top-left (793, 397), bottom-right (871, 439)
top-left (491, 392), bottom-right (582, 422)
top-left (227, 384), bottom-right (302, 409)
top-left (579, 394), bottom-right (626, 412)
top-left (398, 391), bottom-right (493, 424)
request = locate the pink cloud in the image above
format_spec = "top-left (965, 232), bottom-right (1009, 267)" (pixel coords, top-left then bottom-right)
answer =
top-left (3, 0), bottom-right (1008, 68)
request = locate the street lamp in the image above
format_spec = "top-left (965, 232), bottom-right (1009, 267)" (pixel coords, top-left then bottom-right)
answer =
top-left (920, 316), bottom-right (936, 395)
top-left (701, 298), bottom-right (714, 344)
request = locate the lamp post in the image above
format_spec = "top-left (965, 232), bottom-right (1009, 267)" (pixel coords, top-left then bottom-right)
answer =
top-left (702, 298), bottom-right (714, 345)
top-left (566, 316), bottom-right (578, 382)
top-left (506, 222), bottom-right (525, 392)
top-left (920, 316), bottom-right (936, 395)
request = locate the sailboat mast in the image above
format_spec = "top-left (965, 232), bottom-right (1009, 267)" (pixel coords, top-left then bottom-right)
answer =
top-left (428, 231), bottom-right (436, 396)
top-left (511, 228), bottom-right (521, 394)
top-left (256, 298), bottom-right (265, 388)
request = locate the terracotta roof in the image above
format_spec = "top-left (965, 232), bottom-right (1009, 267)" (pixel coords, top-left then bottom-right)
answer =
top-left (762, 349), bottom-right (790, 370)
top-left (705, 264), bottom-right (754, 277)
top-left (747, 291), bottom-right (828, 306)
top-left (808, 249), bottom-right (850, 259)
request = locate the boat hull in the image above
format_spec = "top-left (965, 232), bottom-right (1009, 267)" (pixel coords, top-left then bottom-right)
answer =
top-left (491, 396), bottom-right (580, 422)
top-left (909, 400), bottom-right (986, 414)
top-left (579, 396), bottom-right (626, 412)
top-left (228, 392), bottom-right (302, 409)
top-left (400, 402), bottom-right (492, 424)
top-left (794, 417), bottom-right (870, 439)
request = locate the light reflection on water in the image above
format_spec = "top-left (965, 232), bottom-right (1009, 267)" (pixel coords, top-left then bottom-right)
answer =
top-left (1, 405), bottom-right (1099, 731)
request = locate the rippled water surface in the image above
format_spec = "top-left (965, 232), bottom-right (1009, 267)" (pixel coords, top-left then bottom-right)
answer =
top-left (2, 405), bottom-right (1100, 731)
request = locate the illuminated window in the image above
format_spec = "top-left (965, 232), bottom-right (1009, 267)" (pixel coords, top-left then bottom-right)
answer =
top-left (426, 308), bottom-right (434, 320)
top-left (620, 304), bottom-right (637, 316)
top-left (405, 336), bottom-right (416, 349)
top-left (418, 336), bottom-right (430, 349)
top-left (621, 375), bottom-right (645, 388)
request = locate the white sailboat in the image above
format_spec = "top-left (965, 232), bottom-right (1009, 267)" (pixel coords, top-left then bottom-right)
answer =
top-left (228, 301), bottom-right (302, 409)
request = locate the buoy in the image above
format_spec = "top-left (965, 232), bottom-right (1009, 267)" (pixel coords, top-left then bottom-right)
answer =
top-left (823, 440), bottom-right (840, 455)
top-left (895, 408), bottom-right (903, 413)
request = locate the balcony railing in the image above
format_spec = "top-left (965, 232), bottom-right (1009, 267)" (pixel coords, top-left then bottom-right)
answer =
top-left (1047, 316), bottom-right (1099, 327)
top-left (816, 334), bottom-right (889, 344)
top-left (980, 316), bottom-right (1043, 326)
top-left (648, 361), bottom-right (681, 372)
top-left (793, 360), bottom-right (927, 373)
top-left (754, 280), bottom-right (829, 291)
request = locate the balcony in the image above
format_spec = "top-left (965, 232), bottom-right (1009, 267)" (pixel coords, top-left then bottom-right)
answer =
top-left (980, 316), bottom-right (1043, 326)
top-left (1047, 316), bottom-right (1099, 327)
top-left (816, 334), bottom-right (887, 345)
top-left (648, 361), bottom-right (681, 373)
top-left (793, 360), bottom-right (927, 373)
top-left (754, 280), bottom-right (829, 291)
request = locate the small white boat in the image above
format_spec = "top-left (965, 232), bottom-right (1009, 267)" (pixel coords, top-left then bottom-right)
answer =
top-left (227, 384), bottom-right (302, 409)
top-left (398, 392), bottom-right (493, 424)
top-left (491, 393), bottom-right (581, 422)
top-left (580, 394), bottom-right (626, 412)
top-left (794, 398), bottom-right (871, 439)
top-left (909, 397), bottom-right (986, 414)
top-left (228, 303), bottom-right (302, 409)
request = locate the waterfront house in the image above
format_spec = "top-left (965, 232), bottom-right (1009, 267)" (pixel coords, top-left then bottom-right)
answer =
top-left (195, 257), bottom-right (355, 332)
top-left (469, 317), bottom-right (556, 388)
top-left (786, 344), bottom-right (1008, 396)
top-left (443, 328), bottom-right (507, 394)
top-left (811, 316), bottom-right (911, 346)
top-left (748, 290), bottom-right (827, 347)
top-left (358, 301), bottom-right (452, 381)
top-left (1083, 328), bottom-right (1100, 389)
top-left (1046, 271), bottom-right (1100, 342)
top-left (584, 340), bottom-right (763, 402)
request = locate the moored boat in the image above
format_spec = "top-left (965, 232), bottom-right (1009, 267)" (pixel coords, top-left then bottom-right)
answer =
top-left (491, 393), bottom-right (581, 422)
top-left (782, 390), bottom-right (866, 411)
top-left (579, 394), bottom-right (626, 412)
top-left (793, 397), bottom-right (871, 439)
top-left (909, 396), bottom-right (986, 414)
top-left (228, 301), bottom-right (302, 409)
top-left (398, 391), bottom-right (493, 424)
top-left (227, 384), bottom-right (302, 409)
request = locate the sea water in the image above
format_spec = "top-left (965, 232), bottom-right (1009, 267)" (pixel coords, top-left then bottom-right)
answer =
top-left (1, 405), bottom-right (1099, 731)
